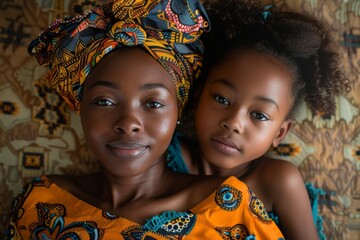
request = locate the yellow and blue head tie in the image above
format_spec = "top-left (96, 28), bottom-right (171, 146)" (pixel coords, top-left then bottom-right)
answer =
top-left (28, 0), bottom-right (210, 116)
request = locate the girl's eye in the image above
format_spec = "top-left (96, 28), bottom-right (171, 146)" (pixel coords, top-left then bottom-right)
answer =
top-left (95, 99), bottom-right (115, 106)
top-left (213, 95), bottom-right (230, 105)
top-left (251, 112), bottom-right (269, 121)
top-left (145, 101), bottom-right (164, 109)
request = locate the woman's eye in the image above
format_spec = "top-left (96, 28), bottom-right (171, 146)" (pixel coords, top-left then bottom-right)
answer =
top-left (145, 101), bottom-right (164, 109)
top-left (251, 112), bottom-right (269, 121)
top-left (95, 99), bottom-right (115, 106)
top-left (213, 95), bottom-right (230, 105)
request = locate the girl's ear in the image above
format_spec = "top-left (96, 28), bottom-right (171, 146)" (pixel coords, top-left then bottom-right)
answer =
top-left (273, 120), bottom-right (293, 147)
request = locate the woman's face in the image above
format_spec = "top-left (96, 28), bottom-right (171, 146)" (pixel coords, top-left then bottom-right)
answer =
top-left (195, 50), bottom-right (293, 170)
top-left (80, 47), bottom-right (178, 177)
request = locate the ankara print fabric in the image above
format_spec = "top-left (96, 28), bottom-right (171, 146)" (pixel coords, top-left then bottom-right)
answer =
top-left (7, 176), bottom-right (284, 239)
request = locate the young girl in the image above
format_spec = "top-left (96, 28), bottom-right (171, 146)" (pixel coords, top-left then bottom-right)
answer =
top-left (7, 0), bottom-right (285, 239)
top-left (167, 0), bottom-right (351, 239)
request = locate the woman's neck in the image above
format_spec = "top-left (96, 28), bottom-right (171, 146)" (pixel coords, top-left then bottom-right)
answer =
top-left (100, 164), bottom-right (174, 206)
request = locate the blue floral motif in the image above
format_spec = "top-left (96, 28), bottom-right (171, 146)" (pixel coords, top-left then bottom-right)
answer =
top-left (30, 203), bottom-right (103, 239)
top-left (215, 184), bottom-right (242, 211)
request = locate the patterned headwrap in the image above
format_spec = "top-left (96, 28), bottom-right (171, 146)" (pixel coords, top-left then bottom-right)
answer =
top-left (28, 0), bottom-right (209, 116)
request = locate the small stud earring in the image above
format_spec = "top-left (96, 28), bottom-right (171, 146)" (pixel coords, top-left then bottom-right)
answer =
top-left (177, 120), bottom-right (181, 125)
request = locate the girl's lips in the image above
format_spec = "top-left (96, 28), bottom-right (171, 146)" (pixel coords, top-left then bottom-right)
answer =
top-left (107, 142), bottom-right (149, 160)
top-left (210, 136), bottom-right (241, 155)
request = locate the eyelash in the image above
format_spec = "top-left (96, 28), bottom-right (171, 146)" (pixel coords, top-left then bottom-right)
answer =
top-left (94, 98), bottom-right (115, 107)
top-left (213, 94), bottom-right (230, 105)
top-left (93, 98), bottom-right (165, 109)
top-left (145, 101), bottom-right (164, 109)
top-left (251, 112), bottom-right (269, 121)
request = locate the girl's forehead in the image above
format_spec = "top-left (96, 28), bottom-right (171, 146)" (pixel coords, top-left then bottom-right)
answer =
top-left (221, 49), bottom-right (287, 68)
top-left (206, 50), bottom-right (294, 103)
top-left (210, 51), bottom-right (292, 83)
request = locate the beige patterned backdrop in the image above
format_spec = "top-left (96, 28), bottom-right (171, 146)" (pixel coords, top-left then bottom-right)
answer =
top-left (0, 0), bottom-right (359, 239)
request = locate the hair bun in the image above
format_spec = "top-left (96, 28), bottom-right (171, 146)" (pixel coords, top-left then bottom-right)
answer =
top-left (270, 13), bottom-right (324, 58)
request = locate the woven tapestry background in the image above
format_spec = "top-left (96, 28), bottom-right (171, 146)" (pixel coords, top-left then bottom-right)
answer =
top-left (0, 0), bottom-right (359, 239)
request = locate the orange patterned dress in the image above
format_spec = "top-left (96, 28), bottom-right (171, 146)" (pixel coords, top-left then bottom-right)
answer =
top-left (7, 176), bottom-right (284, 239)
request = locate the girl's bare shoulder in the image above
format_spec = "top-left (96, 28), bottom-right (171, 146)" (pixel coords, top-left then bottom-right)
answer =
top-left (255, 157), bottom-right (305, 196)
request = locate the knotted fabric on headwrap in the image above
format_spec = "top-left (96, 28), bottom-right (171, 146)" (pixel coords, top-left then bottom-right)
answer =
top-left (28, 0), bottom-right (209, 116)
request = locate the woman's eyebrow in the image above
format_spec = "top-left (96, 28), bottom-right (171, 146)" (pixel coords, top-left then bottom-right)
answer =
top-left (87, 81), bottom-right (170, 92)
top-left (140, 83), bottom-right (170, 92)
top-left (88, 80), bottom-right (118, 90)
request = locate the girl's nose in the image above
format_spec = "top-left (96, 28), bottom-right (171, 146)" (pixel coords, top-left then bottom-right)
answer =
top-left (220, 112), bottom-right (244, 134)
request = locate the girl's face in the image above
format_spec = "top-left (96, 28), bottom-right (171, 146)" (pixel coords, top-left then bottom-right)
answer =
top-left (80, 47), bottom-right (178, 177)
top-left (195, 50), bottom-right (293, 169)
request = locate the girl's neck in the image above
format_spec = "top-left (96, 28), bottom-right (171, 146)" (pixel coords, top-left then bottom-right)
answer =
top-left (200, 157), bottom-right (255, 180)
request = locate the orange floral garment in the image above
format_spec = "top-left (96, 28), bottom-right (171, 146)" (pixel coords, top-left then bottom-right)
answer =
top-left (7, 176), bottom-right (284, 239)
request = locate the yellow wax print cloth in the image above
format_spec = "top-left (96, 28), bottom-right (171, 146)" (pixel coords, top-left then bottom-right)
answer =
top-left (7, 176), bottom-right (284, 239)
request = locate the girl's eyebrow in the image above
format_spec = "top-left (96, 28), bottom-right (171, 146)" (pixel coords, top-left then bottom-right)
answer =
top-left (255, 96), bottom-right (279, 110)
top-left (211, 79), bottom-right (235, 90)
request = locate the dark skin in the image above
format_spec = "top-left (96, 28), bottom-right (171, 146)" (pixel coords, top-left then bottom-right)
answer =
top-left (48, 47), bottom-right (225, 225)
top-left (181, 50), bottom-right (318, 239)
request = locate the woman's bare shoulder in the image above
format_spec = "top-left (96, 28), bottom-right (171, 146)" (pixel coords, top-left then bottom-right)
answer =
top-left (46, 173), bottom-right (101, 196)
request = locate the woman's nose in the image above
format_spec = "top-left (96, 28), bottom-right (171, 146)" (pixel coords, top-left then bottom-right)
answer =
top-left (113, 107), bottom-right (143, 134)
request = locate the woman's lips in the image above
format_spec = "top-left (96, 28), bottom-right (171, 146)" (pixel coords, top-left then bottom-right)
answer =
top-left (107, 142), bottom-right (148, 159)
top-left (210, 136), bottom-right (241, 155)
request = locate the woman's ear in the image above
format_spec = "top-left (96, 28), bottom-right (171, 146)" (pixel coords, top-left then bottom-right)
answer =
top-left (273, 120), bottom-right (293, 147)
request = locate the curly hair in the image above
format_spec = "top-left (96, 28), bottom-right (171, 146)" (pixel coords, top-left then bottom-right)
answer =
top-left (199, 0), bottom-right (350, 118)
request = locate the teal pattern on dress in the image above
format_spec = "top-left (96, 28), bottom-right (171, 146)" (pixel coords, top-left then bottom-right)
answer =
top-left (144, 210), bottom-right (196, 234)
